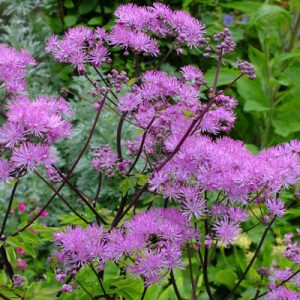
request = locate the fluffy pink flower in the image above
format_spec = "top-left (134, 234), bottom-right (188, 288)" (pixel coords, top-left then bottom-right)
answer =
top-left (18, 203), bottom-right (27, 213)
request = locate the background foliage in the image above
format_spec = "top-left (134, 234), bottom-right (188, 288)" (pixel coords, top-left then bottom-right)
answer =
top-left (0, 0), bottom-right (299, 299)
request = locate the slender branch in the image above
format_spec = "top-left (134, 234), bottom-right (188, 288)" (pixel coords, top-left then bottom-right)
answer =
top-left (170, 269), bottom-right (182, 300)
top-left (127, 117), bottom-right (155, 175)
top-left (0, 179), bottom-right (20, 237)
top-left (7, 98), bottom-right (106, 239)
top-left (212, 55), bottom-right (223, 94)
top-left (140, 286), bottom-right (148, 300)
top-left (53, 167), bottom-right (107, 225)
top-left (187, 244), bottom-right (197, 300)
top-left (93, 173), bottom-right (102, 207)
top-left (203, 220), bottom-right (215, 300)
top-left (154, 45), bottom-right (174, 70)
top-left (0, 292), bottom-right (10, 300)
top-left (76, 279), bottom-right (93, 299)
top-left (0, 246), bottom-right (14, 280)
top-left (117, 112), bottom-right (128, 162)
top-left (90, 265), bottom-right (109, 300)
top-left (111, 193), bottom-right (128, 228)
top-left (221, 74), bottom-right (243, 93)
top-left (223, 218), bottom-right (276, 300)
top-left (34, 171), bottom-right (89, 224)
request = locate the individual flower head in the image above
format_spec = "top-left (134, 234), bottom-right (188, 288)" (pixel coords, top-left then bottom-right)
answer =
top-left (213, 217), bottom-right (241, 247)
top-left (266, 198), bottom-right (285, 217)
top-left (108, 25), bottom-right (160, 57)
top-left (0, 44), bottom-right (36, 93)
top-left (11, 143), bottom-right (55, 172)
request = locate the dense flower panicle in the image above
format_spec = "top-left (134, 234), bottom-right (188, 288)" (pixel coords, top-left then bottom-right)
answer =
top-left (46, 26), bottom-right (109, 72)
top-left (53, 209), bottom-right (193, 286)
top-left (0, 44), bottom-right (36, 93)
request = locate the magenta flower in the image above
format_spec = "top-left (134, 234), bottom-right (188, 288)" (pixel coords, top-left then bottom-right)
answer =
top-left (12, 143), bottom-right (55, 172)
top-left (213, 217), bottom-right (241, 247)
top-left (266, 198), bottom-right (285, 217)
top-left (0, 44), bottom-right (36, 93)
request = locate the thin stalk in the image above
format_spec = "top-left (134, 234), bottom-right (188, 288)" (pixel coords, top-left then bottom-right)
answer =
top-left (203, 220), bottom-right (215, 300)
top-left (117, 112), bottom-right (128, 161)
top-left (53, 167), bottom-right (107, 225)
top-left (34, 171), bottom-right (89, 224)
top-left (170, 270), bottom-right (182, 300)
top-left (93, 173), bottom-right (102, 207)
top-left (0, 246), bottom-right (14, 280)
top-left (0, 179), bottom-right (20, 237)
top-left (154, 45), bottom-right (174, 70)
top-left (127, 117), bottom-right (155, 175)
top-left (223, 218), bottom-right (276, 300)
top-left (90, 265), bottom-right (109, 300)
top-left (77, 279), bottom-right (93, 299)
top-left (140, 286), bottom-right (148, 300)
top-left (187, 244), bottom-right (197, 300)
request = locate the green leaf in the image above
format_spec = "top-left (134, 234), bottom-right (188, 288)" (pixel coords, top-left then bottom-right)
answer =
top-left (64, 0), bottom-right (74, 8)
top-left (6, 246), bottom-right (17, 266)
top-left (135, 173), bottom-right (148, 186)
top-left (87, 17), bottom-right (102, 25)
top-left (215, 269), bottom-right (237, 289)
top-left (221, 1), bottom-right (261, 13)
top-left (78, 0), bottom-right (97, 15)
top-left (128, 78), bottom-right (137, 86)
top-left (237, 77), bottom-right (270, 112)
top-left (64, 15), bottom-right (78, 27)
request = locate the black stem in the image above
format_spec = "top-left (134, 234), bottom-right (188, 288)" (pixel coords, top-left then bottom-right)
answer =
top-left (187, 244), bottom-right (197, 300)
top-left (35, 171), bottom-right (89, 224)
top-left (203, 220), bottom-right (215, 300)
top-left (170, 269), bottom-right (182, 300)
top-left (140, 286), bottom-right (148, 300)
top-left (0, 179), bottom-right (20, 237)
top-left (117, 112), bottom-right (127, 162)
top-left (127, 117), bottom-right (155, 175)
top-left (0, 246), bottom-right (14, 280)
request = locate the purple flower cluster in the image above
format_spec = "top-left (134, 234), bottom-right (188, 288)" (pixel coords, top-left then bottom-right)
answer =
top-left (91, 145), bottom-right (130, 176)
top-left (46, 27), bottom-right (110, 73)
top-left (46, 3), bottom-right (207, 63)
top-left (111, 3), bottom-right (207, 55)
top-left (0, 96), bottom-right (72, 175)
top-left (0, 44), bottom-right (36, 93)
top-left (53, 208), bottom-right (194, 286)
